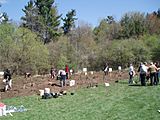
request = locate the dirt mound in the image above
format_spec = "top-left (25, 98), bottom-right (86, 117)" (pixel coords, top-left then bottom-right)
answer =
top-left (0, 71), bottom-right (129, 99)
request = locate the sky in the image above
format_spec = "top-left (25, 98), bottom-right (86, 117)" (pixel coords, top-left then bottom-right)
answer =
top-left (0, 0), bottom-right (159, 27)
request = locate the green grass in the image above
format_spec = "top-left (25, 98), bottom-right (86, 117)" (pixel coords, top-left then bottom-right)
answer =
top-left (1, 79), bottom-right (160, 120)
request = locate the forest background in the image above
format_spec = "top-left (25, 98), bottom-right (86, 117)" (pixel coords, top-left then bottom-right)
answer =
top-left (0, 0), bottom-right (160, 75)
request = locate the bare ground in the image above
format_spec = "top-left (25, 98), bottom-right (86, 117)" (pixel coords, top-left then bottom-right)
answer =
top-left (0, 71), bottom-right (128, 99)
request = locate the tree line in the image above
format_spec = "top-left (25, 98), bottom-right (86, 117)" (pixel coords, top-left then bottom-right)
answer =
top-left (0, 0), bottom-right (160, 75)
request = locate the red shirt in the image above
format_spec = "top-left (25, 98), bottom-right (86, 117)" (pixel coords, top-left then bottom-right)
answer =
top-left (65, 66), bottom-right (69, 73)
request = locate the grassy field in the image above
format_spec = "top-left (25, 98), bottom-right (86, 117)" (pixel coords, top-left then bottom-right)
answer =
top-left (1, 79), bottom-right (160, 120)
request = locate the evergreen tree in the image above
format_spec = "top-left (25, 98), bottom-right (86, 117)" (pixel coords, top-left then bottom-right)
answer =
top-left (21, 0), bottom-right (38, 32)
top-left (21, 0), bottom-right (61, 44)
top-left (0, 5), bottom-right (9, 24)
top-left (62, 9), bottom-right (77, 35)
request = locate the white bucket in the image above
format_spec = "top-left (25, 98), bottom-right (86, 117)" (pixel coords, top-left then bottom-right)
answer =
top-left (69, 80), bottom-right (75, 86)
top-left (44, 88), bottom-right (50, 94)
top-left (83, 68), bottom-right (87, 72)
top-left (105, 83), bottom-right (110, 87)
top-left (109, 68), bottom-right (112, 72)
top-left (39, 90), bottom-right (44, 96)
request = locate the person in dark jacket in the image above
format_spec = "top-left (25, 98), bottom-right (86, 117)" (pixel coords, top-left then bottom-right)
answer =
top-left (3, 69), bottom-right (12, 91)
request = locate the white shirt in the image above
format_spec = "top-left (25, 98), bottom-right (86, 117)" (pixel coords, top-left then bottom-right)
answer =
top-left (140, 64), bottom-right (148, 74)
top-left (61, 70), bottom-right (66, 75)
top-left (129, 65), bottom-right (134, 72)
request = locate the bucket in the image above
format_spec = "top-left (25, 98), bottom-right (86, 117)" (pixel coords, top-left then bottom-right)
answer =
top-left (39, 90), bottom-right (44, 96)
top-left (44, 88), bottom-right (50, 94)
top-left (69, 80), bottom-right (75, 86)
top-left (105, 83), bottom-right (110, 87)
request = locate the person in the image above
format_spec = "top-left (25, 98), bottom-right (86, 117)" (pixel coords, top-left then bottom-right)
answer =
top-left (104, 63), bottom-right (108, 76)
top-left (3, 69), bottom-right (12, 91)
top-left (148, 62), bottom-right (158, 85)
top-left (144, 62), bottom-right (150, 83)
top-left (138, 62), bottom-right (148, 86)
top-left (65, 65), bottom-right (69, 79)
top-left (60, 69), bottom-right (66, 87)
top-left (50, 67), bottom-right (56, 79)
top-left (128, 64), bottom-right (135, 84)
top-left (24, 72), bottom-right (31, 78)
top-left (154, 62), bottom-right (160, 84)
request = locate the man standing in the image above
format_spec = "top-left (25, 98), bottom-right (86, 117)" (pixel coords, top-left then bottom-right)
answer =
top-left (104, 63), bottom-right (108, 76)
top-left (50, 67), bottom-right (56, 79)
top-left (128, 64), bottom-right (135, 84)
top-left (60, 69), bottom-right (66, 87)
top-left (3, 69), bottom-right (12, 91)
top-left (148, 62), bottom-right (158, 85)
top-left (138, 63), bottom-right (148, 86)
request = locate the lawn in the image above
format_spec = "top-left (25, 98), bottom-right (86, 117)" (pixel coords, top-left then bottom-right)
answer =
top-left (1, 79), bottom-right (160, 120)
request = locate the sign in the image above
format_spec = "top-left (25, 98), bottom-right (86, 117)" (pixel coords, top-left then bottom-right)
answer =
top-left (83, 68), bottom-right (87, 72)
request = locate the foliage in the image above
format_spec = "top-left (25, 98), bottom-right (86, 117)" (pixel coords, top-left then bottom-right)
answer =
top-left (93, 19), bottom-right (110, 43)
top-left (13, 27), bottom-right (50, 74)
top-left (62, 9), bottom-right (77, 35)
top-left (0, 24), bottom-right (49, 74)
top-left (47, 36), bottom-right (68, 68)
top-left (120, 12), bottom-right (146, 38)
top-left (0, 23), bottom-right (15, 69)
top-left (21, 0), bottom-right (39, 32)
top-left (146, 12), bottom-right (160, 35)
top-left (0, 5), bottom-right (9, 23)
top-left (1, 6), bottom-right (160, 74)
top-left (21, 0), bottom-right (61, 44)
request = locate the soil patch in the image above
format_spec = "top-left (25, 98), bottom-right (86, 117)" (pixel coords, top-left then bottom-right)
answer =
top-left (0, 71), bottom-right (129, 99)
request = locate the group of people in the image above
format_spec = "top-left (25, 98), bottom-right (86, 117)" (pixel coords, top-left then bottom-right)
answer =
top-left (2, 61), bottom-right (159, 92)
top-left (50, 65), bottom-right (72, 87)
top-left (129, 62), bottom-right (160, 86)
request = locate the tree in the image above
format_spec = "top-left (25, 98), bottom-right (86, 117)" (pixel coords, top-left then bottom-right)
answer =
top-left (0, 5), bottom-right (9, 24)
top-left (21, 0), bottom-right (39, 32)
top-left (120, 12), bottom-right (146, 38)
top-left (13, 27), bottom-right (50, 74)
top-left (0, 23), bottom-right (50, 74)
top-left (71, 23), bottom-right (97, 70)
top-left (62, 9), bottom-right (77, 35)
top-left (0, 23), bottom-right (15, 69)
top-left (146, 9), bottom-right (160, 35)
top-left (106, 16), bottom-right (115, 24)
top-left (21, 0), bottom-right (61, 44)
top-left (93, 19), bottom-right (110, 43)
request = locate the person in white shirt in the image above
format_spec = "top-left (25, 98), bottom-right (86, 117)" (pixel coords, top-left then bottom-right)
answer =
top-left (60, 70), bottom-right (66, 87)
top-left (128, 64), bottom-right (135, 84)
top-left (138, 62), bottom-right (148, 86)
